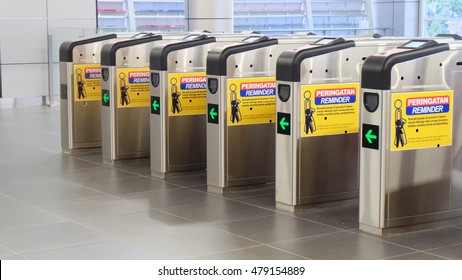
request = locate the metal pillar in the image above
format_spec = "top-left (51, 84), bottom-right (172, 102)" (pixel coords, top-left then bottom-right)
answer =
top-left (185, 0), bottom-right (233, 33)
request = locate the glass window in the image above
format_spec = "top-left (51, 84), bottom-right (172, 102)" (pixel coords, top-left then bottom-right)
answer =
top-left (97, 0), bottom-right (186, 32)
top-left (422, 0), bottom-right (462, 36)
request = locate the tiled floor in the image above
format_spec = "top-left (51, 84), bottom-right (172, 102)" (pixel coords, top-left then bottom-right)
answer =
top-left (0, 106), bottom-right (461, 260)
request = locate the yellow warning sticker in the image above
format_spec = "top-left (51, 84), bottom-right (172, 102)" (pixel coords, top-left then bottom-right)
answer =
top-left (227, 77), bottom-right (276, 126)
top-left (116, 68), bottom-right (150, 108)
top-left (300, 83), bottom-right (359, 137)
top-left (390, 90), bottom-right (453, 151)
top-left (73, 64), bottom-right (101, 102)
top-left (168, 72), bottom-right (207, 116)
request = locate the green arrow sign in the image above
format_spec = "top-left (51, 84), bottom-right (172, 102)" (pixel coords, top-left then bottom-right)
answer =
top-left (365, 129), bottom-right (377, 144)
top-left (279, 117), bottom-right (289, 130)
top-left (209, 107), bottom-right (217, 120)
top-left (103, 92), bottom-right (109, 103)
top-left (152, 100), bottom-right (159, 111)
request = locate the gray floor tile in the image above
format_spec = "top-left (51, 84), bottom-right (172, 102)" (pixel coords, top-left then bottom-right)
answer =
top-left (41, 196), bottom-right (147, 220)
top-left (0, 205), bottom-right (68, 231)
top-left (219, 183), bottom-right (275, 199)
top-left (426, 243), bottom-right (462, 259)
top-left (84, 176), bottom-right (179, 195)
top-left (238, 194), bottom-right (277, 210)
top-left (25, 240), bottom-right (162, 260)
top-left (212, 214), bottom-right (340, 243)
top-left (72, 151), bottom-right (104, 164)
top-left (0, 162), bottom-right (30, 178)
top-left (126, 227), bottom-right (259, 259)
top-left (292, 199), bottom-right (359, 230)
top-left (16, 155), bottom-right (102, 176)
top-left (58, 167), bottom-right (137, 185)
top-left (0, 173), bottom-right (67, 193)
top-left (112, 158), bottom-right (152, 176)
top-left (271, 231), bottom-right (415, 260)
top-left (383, 227), bottom-right (462, 251)
top-left (0, 222), bottom-right (111, 254)
top-left (162, 199), bottom-right (276, 225)
top-left (0, 245), bottom-right (15, 257)
top-left (120, 188), bottom-right (221, 209)
top-left (78, 210), bottom-right (198, 237)
top-left (0, 194), bottom-right (27, 210)
top-left (0, 255), bottom-right (27, 260)
top-left (4, 183), bottom-right (107, 207)
top-left (165, 173), bottom-right (207, 187)
top-left (386, 252), bottom-right (448, 260)
top-left (190, 245), bottom-right (306, 260)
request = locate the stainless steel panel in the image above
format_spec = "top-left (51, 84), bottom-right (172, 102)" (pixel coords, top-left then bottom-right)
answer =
top-left (227, 124), bottom-right (275, 185)
top-left (101, 67), bottom-right (116, 163)
top-left (299, 134), bottom-right (358, 202)
top-left (206, 75), bottom-right (227, 191)
top-left (168, 114), bottom-right (206, 170)
top-left (60, 62), bottom-right (71, 153)
top-left (359, 89), bottom-right (385, 230)
top-left (275, 81), bottom-right (298, 209)
top-left (150, 71), bottom-right (166, 176)
top-left (360, 47), bottom-right (462, 234)
top-left (387, 148), bottom-right (451, 220)
top-left (116, 107), bottom-right (150, 156)
top-left (74, 102), bottom-right (102, 145)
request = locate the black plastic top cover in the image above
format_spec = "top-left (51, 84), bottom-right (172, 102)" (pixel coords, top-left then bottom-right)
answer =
top-left (276, 37), bottom-right (355, 82)
top-left (206, 36), bottom-right (278, 76)
top-left (436, 34), bottom-right (462, 40)
top-left (361, 40), bottom-right (449, 90)
top-left (100, 34), bottom-right (163, 66)
top-left (150, 35), bottom-right (216, 71)
top-left (59, 34), bottom-right (117, 62)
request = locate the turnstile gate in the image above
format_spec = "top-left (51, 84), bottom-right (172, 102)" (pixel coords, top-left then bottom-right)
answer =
top-left (60, 34), bottom-right (120, 154)
top-left (149, 34), bottom-right (256, 178)
top-left (274, 37), bottom-right (419, 212)
top-left (359, 39), bottom-right (462, 235)
top-left (206, 35), bottom-right (321, 193)
top-left (100, 33), bottom-right (181, 164)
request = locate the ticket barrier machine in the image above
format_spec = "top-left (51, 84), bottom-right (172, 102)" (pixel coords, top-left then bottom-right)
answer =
top-left (206, 35), bottom-right (322, 193)
top-left (274, 37), bottom-right (418, 212)
top-left (359, 39), bottom-right (462, 235)
top-left (149, 34), bottom-right (259, 178)
top-left (100, 33), bottom-right (182, 164)
top-left (60, 33), bottom-right (128, 155)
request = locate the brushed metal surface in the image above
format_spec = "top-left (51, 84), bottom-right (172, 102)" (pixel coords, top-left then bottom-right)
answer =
top-left (61, 38), bottom-right (118, 154)
top-left (298, 134), bottom-right (358, 201)
top-left (360, 46), bottom-right (462, 233)
top-left (74, 101), bottom-right (102, 144)
top-left (276, 38), bottom-right (413, 212)
top-left (168, 114), bottom-right (207, 170)
top-left (275, 81), bottom-right (298, 207)
top-left (227, 124), bottom-right (275, 185)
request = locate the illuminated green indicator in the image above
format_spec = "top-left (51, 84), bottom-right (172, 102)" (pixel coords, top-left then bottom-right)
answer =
top-left (209, 107), bottom-right (217, 120)
top-left (365, 129), bottom-right (377, 144)
top-left (103, 92), bottom-right (109, 103)
top-left (152, 99), bottom-right (159, 111)
top-left (279, 117), bottom-right (289, 130)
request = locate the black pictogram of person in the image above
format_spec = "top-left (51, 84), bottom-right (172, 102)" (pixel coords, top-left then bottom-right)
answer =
top-left (170, 78), bottom-right (182, 113)
top-left (76, 69), bottom-right (87, 100)
top-left (119, 72), bottom-right (130, 106)
top-left (229, 84), bottom-right (242, 123)
top-left (394, 99), bottom-right (407, 148)
top-left (304, 90), bottom-right (316, 134)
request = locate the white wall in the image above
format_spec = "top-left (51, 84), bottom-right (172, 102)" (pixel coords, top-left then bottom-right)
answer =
top-left (0, 0), bottom-right (96, 99)
top-left (371, 0), bottom-right (420, 37)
